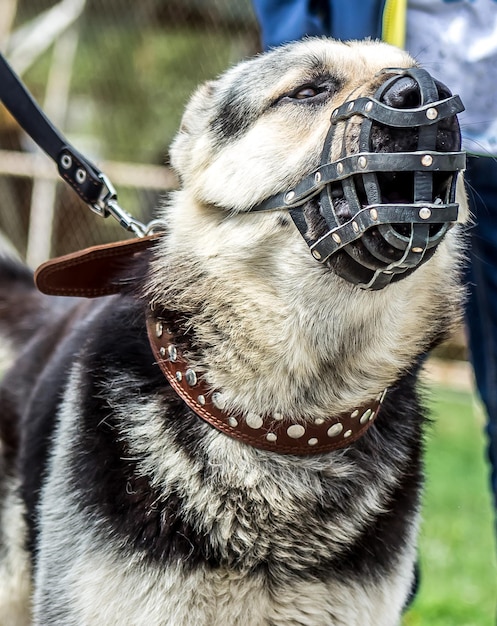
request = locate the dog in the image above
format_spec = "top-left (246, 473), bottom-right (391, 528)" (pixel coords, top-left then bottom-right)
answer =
top-left (0, 38), bottom-right (467, 625)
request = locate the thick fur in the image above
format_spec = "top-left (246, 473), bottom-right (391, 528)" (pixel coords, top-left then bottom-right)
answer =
top-left (0, 39), bottom-right (467, 625)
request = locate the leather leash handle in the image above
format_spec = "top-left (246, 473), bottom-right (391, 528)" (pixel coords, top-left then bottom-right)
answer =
top-left (0, 52), bottom-right (104, 206)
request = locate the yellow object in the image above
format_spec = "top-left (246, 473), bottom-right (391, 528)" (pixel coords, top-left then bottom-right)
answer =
top-left (382, 0), bottom-right (407, 48)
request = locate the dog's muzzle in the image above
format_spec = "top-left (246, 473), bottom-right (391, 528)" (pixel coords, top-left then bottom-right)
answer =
top-left (250, 68), bottom-right (466, 289)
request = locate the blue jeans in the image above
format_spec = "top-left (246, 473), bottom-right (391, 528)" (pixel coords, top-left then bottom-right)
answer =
top-left (464, 156), bottom-right (497, 510)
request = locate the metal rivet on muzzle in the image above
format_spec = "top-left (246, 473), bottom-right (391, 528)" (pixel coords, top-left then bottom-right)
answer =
top-left (315, 172), bottom-right (322, 184)
top-left (419, 207), bottom-right (432, 219)
top-left (285, 191), bottom-right (295, 203)
top-left (312, 249), bottom-right (322, 260)
top-left (426, 107), bottom-right (438, 120)
top-left (421, 154), bottom-right (433, 167)
top-left (358, 156), bottom-right (367, 169)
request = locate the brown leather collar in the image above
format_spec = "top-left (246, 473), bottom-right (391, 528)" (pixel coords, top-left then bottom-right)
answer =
top-left (146, 312), bottom-right (387, 455)
top-left (33, 239), bottom-right (386, 455)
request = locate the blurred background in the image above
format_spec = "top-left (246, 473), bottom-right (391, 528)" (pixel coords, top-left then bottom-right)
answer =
top-left (0, 1), bottom-right (495, 624)
top-left (0, 0), bottom-right (259, 265)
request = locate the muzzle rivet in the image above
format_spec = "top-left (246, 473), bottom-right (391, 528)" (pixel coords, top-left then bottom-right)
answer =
top-left (315, 172), bottom-right (322, 184)
top-left (332, 233), bottom-right (342, 244)
top-left (370, 208), bottom-right (378, 221)
top-left (412, 246), bottom-right (424, 253)
top-left (312, 249), bottom-right (322, 260)
top-left (426, 107), bottom-right (438, 120)
top-left (358, 156), bottom-right (367, 169)
top-left (364, 101), bottom-right (373, 112)
top-left (337, 162), bottom-right (344, 175)
top-left (419, 207), bottom-right (432, 220)
top-left (421, 154), bottom-right (433, 167)
top-left (285, 190), bottom-right (296, 203)
top-left (347, 101), bottom-right (355, 112)
top-left (352, 221), bottom-right (359, 233)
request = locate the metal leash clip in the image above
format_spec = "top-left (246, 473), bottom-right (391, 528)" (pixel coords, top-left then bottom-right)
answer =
top-left (92, 173), bottom-right (166, 238)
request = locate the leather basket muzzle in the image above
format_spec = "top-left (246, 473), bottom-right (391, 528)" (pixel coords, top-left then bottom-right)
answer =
top-left (250, 67), bottom-right (466, 290)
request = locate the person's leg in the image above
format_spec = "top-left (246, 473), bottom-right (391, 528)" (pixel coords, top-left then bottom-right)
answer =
top-left (463, 155), bottom-right (497, 510)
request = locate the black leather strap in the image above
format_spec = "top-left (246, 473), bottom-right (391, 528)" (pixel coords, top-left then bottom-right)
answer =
top-left (0, 52), bottom-right (104, 206)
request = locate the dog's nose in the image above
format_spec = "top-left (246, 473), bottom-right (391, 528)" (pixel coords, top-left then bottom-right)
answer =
top-left (381, 76), bottom-right (453, 109)
top-left (381, 76), bottom-right (421, 109)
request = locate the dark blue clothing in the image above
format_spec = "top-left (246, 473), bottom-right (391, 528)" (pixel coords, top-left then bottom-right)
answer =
top-left (253, 0), bottom-right (387, 49)
top-left (464, 156), bottom-right (497, 509)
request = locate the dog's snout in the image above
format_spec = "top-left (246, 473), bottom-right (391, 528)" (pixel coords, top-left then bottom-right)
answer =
top-left (381, 77), bottom-right (421, 109)
top-left (381, 76), bottom-right (454, 109)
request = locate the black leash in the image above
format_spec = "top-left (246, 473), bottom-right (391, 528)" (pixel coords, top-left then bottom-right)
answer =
top-left (0, 51), bottom-right (159, 237)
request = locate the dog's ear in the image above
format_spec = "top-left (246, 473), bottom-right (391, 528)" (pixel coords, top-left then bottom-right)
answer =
top-left (170, 81), bottom-right (216, 182)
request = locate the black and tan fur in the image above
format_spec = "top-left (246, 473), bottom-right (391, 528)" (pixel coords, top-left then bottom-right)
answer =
top-left (0, 38), bottom-right (466, 625)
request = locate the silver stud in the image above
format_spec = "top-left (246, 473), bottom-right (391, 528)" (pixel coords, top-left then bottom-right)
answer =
top-left (185, 369), bottom-right (197, 386)
top-left (358, 156), bottom-right (367, 169)
top-left (75, 168), bottom-right (87, 184)
top-left (285, 190), bottom-right (296, 203)
top-left (246, 413), bottom-right (263, 429)
top-left (369, 413), bottom-right (375, 421)
top-left (168, 345), bottom-right (178, 362)
top-left (412, 246), bottom-right (423, 253)
top-left (370, 208), bottom-right (378, 221)
top-left (314, 417), bottom-right (325, 425)
top-left (350, 409), bottom-right (359, 419)
top-left (212, 392), bottom-right (226, 410)
top-left (337, 162), bottom-right (344, 175)
top-left (315, 172), bottom-right (322, 184)
top-left (360, 409), bottom-right (372, 424)
top-left (419, 207), bottom-right (432, 220)
top-left (332, 232), bottom-right (342, 244)
top-left (197, 395), bottom-right (206, 406)
top-left (364, 101), bottom-right (373, 112)
top-left (60, 154), bottom-right (72, 169)
top-left (312, 249), bottom-right (322, 260)
top-left (266, 433), bottom-right (277, 442)
top-left (175, 371), bottom-right (183, 382)
top-left (343, 429), bottom-right (353, 438)
top-left (308, 438), bottom-right (319, 446)
top-left (287, 424), bottom-right (305, 439)
top-left (347, 101), bottom-right (355, 111)
top-left (155, 321), bottom-right (163, 338)
top-left (159, 346), bottom-right (166, 357)
top-left (426, 107), bottom-right (438, 120)
top-left (228, 417), bottom-right (238, 428)
top-left (352, 221), bottom-right (359, 233)
top-left (421, 154), bottom-right (433, 167)
top-left (327, 423), bottom-right (343, 437)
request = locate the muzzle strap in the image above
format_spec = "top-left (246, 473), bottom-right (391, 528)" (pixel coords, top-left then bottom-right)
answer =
top-left (248, 67), bottom-right (465, 290)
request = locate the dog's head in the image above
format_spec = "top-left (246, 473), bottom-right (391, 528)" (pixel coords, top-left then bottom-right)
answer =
top-left (169, 38), bottom-right (467, 291)
top-left (150, 39), bottom-right (467, 416)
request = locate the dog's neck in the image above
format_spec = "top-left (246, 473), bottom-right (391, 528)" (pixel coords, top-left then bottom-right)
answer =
top-left (146, 308), bottom-right (387, 455)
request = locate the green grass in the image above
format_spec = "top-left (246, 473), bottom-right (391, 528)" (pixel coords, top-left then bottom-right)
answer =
top-left (403, 386), bottom-right (497, 625)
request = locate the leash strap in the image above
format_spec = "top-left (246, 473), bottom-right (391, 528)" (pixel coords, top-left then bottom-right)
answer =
top-left (0, 52), bottom-right (156, 237)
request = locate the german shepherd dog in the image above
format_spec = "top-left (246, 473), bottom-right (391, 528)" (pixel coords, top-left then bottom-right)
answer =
top-left (0, 38), bottom-right (466, 625)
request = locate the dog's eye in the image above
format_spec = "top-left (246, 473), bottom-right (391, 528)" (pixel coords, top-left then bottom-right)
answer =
top-left (292, 85), bottom-right (320, 99)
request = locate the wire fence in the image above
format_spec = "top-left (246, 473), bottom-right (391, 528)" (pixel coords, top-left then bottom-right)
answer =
top-left (0, 0), bottom-right (260, 265)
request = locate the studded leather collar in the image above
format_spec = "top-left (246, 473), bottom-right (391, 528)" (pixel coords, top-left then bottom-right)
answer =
top-left (146, 311), bottom-right (387, 455)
